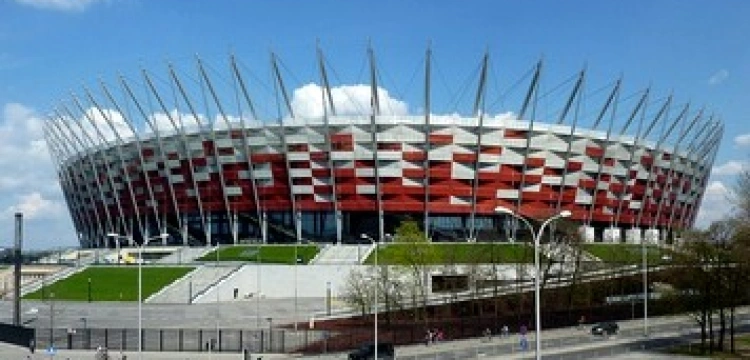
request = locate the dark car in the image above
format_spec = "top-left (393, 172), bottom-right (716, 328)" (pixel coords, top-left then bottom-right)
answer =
top-left (348, 342), bottom-right (395, 360)
top-left (591, 321), bottom-right (619, 336)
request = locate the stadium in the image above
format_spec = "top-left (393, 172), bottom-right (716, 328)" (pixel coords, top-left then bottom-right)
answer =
top-left (43, 48), bottom-right (722, 248)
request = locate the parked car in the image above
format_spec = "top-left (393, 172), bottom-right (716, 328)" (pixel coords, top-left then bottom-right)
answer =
top-left (348, 342), bottom-right (395, 360)
top-left (591, 321), bottom-right (619, 336)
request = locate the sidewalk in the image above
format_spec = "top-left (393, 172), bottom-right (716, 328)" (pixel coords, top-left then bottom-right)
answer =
top-left (0, 342), bottom-right (292, 359)
top-left (394, 311), bottom-right (717, 359)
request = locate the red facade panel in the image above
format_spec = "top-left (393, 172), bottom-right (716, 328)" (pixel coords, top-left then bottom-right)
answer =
top-left (428, 134), bottom-right (453, 145)
top-left (585, 146), bottom-right (604, 158)
top-left (402, 151), bottom-right (426, 161)
top-left (453, 153), bottom-right (477, 162)
top-left (503, 129), bottom-right (527, 139)
top-left (525, 157), bottom-right (545, 167)
top-left (567, 161), bottom-right (583, 171)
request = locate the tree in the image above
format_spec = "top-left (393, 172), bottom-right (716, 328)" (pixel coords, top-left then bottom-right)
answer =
top-left (666, 220), bottom-right (750, 356)
top-left (375, 263), bottom-right (405, 325)
top-left (393, 219), bottom-right (436, 323)
top-left (341, 267), bottom-right (374, 316)
top-left (668, 231), bottom-right (717, 355)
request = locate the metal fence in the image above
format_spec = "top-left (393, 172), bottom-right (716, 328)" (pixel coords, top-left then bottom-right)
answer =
top-left (32, 327), bottom-right (328, 354)
top-left (27, 301), bottom-right (678, 355)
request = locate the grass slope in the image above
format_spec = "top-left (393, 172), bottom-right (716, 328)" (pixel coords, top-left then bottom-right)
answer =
top-left (198, 245), bottom-right (319, 264)
top-left (23, 266), bottom-right (193, 301)
top-left (364, 243), bottom-right (534, 265)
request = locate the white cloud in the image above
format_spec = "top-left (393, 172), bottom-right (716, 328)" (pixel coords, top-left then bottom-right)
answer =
top-left (14, 0), bottom-right (101, 12)
top-left (711, 160), bottom-right (747, 176)
top-left (735, 133), bottom-right (750, 147)
top-left (693, 180), bottom-right (735, 228)
top-left (0, 103), bottom-right (76, 249)
top-left (2, 192), bottom-right (66, 220)
top-left (291, 83), bottom-right (408, 118)
top-left (708, 69), bottom-right (729, 86)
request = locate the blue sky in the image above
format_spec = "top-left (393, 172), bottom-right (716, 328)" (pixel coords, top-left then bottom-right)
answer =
top-left (1, 0), bottom-right (748, 249)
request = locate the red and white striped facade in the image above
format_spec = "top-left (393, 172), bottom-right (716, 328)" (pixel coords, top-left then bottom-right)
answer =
top-left (43, 52), bottom-right (722, 248)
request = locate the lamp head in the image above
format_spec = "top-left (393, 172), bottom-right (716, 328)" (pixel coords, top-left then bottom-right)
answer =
top-left (494, 206), bottom-right (514, 215)
top-left (106, 233), bottom-right (118, 237)
top-left (559, 210), bottom-right (572, 218)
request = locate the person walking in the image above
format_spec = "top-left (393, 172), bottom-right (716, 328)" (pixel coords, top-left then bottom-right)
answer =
top-left (519, 335), bottom-right (529, 351)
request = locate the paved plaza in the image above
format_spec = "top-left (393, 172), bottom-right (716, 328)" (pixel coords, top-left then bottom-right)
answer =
top-left (0, 298), bottom-right (336, 331)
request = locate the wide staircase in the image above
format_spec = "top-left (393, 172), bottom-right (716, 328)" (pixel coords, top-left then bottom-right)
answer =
top-left (146, 264), bottom-right (241, 304)
top-left (311, 244), bottom-right (373, 265)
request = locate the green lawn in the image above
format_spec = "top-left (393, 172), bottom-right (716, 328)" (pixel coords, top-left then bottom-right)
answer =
top-left (364, 243), bottom-right (534, 265)
top-left (198, 245), bottom-right (319, 264)
top-left (582, 244), bottom-right (673, 265)
top-left (23, 266), bottom-right (194, 301)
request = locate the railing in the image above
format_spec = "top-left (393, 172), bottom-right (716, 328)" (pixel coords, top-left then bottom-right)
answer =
top-left (32, 327), bottom-right (327, 354)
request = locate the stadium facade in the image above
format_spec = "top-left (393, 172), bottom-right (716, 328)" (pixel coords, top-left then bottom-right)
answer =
top-left (43, 49), bottom-right (723, 248)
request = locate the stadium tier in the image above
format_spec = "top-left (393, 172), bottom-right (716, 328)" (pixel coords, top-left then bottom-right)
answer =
top-left (43, 50), bottom-right (722, 248)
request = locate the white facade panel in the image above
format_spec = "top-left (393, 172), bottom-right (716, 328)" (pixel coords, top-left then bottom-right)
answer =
top-left (356, 185), bottom-right (376, 194)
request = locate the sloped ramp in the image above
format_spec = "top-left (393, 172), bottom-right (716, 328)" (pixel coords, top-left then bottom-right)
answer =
top-left (310, 244), bottom-right (372, 265)
top-left (146, 264), bottom-right (241, 304)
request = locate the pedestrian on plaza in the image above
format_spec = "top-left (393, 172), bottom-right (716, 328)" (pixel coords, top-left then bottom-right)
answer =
top-left (484, 327), bottom-right (492, 341)
top-left (501, 324), bottom-right (509, 337)
top-left (425, 329), bottom-right (433, 346)
top-left (519, 335), bottom-right (529, 351)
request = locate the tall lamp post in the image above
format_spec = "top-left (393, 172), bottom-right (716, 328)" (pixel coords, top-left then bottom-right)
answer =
top-left (643, 227), bottom-right (652, 337)
top-left (360, 233), bottom-right (378, 360)
top-left (108, 232), bottom-right (168, 359)
top-left (49, 292), bottom-right (55, 349)
top-left (495, 207), bottom-right (571, 360)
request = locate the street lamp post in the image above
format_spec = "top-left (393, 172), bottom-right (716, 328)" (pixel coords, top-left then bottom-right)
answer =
top-left (360, 233), bottom-right (378, 360)
top-left (80, 317), bottom-right (88, 349)
top-left (25, 308), bottom-right (38, 350)
top-left (326, 281), bottom-right (332, 316)
top-left (49, 292), bottom-right (55, 349)
top-left (643, 228), bottom-right (649, 337)
top-left (108, 232), bottom-right (168, 360)
top-left (266, 317), bottom-right (273, 352)
top-left (495, 207), bottom-right (571, 360)
top-left (87, 277), bottom-right (92, 303)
